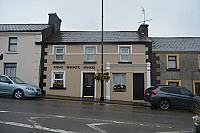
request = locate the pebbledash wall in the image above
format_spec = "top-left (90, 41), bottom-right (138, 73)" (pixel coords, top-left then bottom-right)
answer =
top-left (43, 43), bottom-right (151, 101)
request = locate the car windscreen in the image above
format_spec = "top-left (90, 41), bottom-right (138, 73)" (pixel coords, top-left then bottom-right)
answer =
top-left (9, 77), bottom-right (26, 84)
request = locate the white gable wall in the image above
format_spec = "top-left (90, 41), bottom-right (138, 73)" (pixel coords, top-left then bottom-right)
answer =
top-left (0, 32), bottom-right (42, 86)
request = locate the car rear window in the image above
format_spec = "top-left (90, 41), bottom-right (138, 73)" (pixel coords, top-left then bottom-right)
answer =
top-left (146, 87), bottom-right (156, 92)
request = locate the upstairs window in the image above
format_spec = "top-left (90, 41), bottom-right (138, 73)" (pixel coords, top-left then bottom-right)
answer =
top-left (55, 48), bottom-right (64, 61)
top-left (120, 48), bottom-right (129, 62)
top-left (8, 37), bottom-right (17, 52)
top-left (86, 48), bottom-right (95, 61)
top-left (166, 54), bottom-right (179, 70)
top-left (168, 56), bottom-right (176, 68)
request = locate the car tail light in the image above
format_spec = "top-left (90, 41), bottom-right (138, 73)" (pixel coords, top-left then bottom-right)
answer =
top-left (150, 91), bottom-right (157, 95)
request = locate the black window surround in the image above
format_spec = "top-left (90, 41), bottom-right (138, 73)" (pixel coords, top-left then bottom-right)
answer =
top-left (118, 61), bottom-right (132, 64)
top-left (49, 87), bottom-right (66, 90)
top-left (52, 61), bottom-right (65, 64)
top-left (83, 61), bottom-right (97, 64)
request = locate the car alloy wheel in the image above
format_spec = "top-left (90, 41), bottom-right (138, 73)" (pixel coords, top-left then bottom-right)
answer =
top-left (14, 89), bottom-right (24, 99)
top-left (159, 100), bottom-right (170, 110)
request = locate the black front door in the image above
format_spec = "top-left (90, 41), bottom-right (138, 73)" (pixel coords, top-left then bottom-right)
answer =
top-left (83, 73), bottom-right (94, 97)
top-left (133, 73), bottom-right (144, 100)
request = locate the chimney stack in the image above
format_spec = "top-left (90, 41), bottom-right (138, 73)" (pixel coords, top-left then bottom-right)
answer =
top-left (138, 23), bottom-right (149, 37)
top-left (48, 13), bottom-right (62, 32)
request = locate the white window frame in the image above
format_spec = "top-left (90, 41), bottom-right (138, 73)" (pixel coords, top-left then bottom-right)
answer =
top-left (86, 48), bottom-right (95, 61)
top-left (112, 73), bottom-right (126, 92)
top-left (55, 48), bottom-right (64, 62)
top-left (120, 48), bottom-right (129, 62)
top-left (51, 71), bottom-right (66, 87)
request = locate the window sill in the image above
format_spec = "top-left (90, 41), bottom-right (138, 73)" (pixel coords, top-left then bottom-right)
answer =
top-left (6, 52), bottom-right (18, 54)
top-left (118, 61), bottom-right (132, 64)
top-left (166, 68), bottom-right (180, 71)
top-left (49, 87), bottom-right (66, 90)
top-left (52, 61), bottom-right (65, 64)
top-left (112, 90), bottom-right (126, 92)
top-left (84, 61), bottom-right (97, 64)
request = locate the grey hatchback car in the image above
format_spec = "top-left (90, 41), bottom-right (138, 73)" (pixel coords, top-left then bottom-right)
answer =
top-left (144, 85), bottom-right (200, 110)
top-left (0, 75), bottom-right (42, 99)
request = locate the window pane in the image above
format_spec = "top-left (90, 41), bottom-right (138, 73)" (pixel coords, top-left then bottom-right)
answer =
top-left (121, 55), bottom-right (129, 61)
top-left (87, 55), bottom-right (94, 61)
top-left (112, 73), bottom-right (126, 87)
top-left (168, 82), bottom-right (179, 86)
top-left (56, 49), bottom-right (64, 54)
top-left (168, 61), bottom-right (176, 68)
top-left (168, 56), bottom-right (176, 60)
top-left (4, 63), bottom-right (17, 76)
top-left (87, 48), bottom-right (94, 54)
top-left (9, 44), bottom-right (17, 52)
top-left (195, 83), bottom-right (200, 96)
top-left (55, 73), bottom-right (63, 79)
top-left (10, 38), bottom-right (17, 43)
top-left (56, 55), bottom-right (63, 61)
top-left (121, 48), bottom-right (129, 54)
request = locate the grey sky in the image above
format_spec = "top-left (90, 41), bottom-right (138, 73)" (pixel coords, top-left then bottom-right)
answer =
top-left (0, 0), bottom-right (200, 37)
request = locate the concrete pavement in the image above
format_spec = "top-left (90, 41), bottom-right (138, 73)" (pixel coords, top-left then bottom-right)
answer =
top-left (41, 94), bottom-right (149, 107)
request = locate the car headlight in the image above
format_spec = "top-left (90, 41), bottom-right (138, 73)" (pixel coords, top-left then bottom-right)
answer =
top-left (26, 88), bottom-right (35, 91)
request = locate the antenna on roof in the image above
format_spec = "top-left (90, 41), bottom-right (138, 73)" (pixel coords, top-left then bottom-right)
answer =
top-left (138, 6), bottom-right (153, 24)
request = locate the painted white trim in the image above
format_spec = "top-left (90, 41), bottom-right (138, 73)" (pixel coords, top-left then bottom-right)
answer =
top-left (106, 62), bottom-right (111, 100)
top-left (111, 64), bottom-right (147, 67)
top-left (146, 62), bottom-right (151, 88)
top-left (51, 70), bottom-right (66, 87)
top-left (81, 71), bottom-right (97, 98)
top-left (49, 45), bottom-right (67, 55)
top-left (111, 71), bottom-right (147, 73)
top-left (48, 44), bottom-right (145, 56)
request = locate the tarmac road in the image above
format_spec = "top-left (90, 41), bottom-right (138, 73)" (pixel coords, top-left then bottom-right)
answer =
top-left (0, 96), bottom-right (195, 133)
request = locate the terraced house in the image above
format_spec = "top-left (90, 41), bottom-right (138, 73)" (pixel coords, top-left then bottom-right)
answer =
top-left (151, 37), bottom-right (200, 95)
top-left (1, 12), bottom-right (200, 101)
top-left (0, 13), bottom-right (60, 87)
top-left (37, 23), bottom-right (152, 101)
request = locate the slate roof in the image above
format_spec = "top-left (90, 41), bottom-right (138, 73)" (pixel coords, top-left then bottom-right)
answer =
top-left (42, 31), bottom-right (152, 43)
top-left (151, 37), bottom-right (200, 51)
top-left (0, 24), bottom-right (52, 32)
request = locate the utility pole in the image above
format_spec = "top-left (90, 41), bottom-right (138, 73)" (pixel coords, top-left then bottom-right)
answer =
top-left (100, 0), bottom-right (104, 102)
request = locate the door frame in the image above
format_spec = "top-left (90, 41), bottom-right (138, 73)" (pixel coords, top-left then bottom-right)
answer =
top-left (193, 80), bottom-right (200, 95)
top-left (81, 71), bottom-right (96, 98)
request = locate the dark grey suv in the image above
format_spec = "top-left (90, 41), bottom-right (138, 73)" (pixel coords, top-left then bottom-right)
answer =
top-left (144, 85), bottom-right (200, 110)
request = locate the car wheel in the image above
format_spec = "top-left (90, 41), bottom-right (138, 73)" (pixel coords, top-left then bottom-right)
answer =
top-left (159, 99), bottom-right (170, 110)
top-left (13, 89), bottom-right (24, 99)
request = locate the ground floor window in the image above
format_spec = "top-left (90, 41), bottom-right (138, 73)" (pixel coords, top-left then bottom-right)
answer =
top-left (166, 80), bottom-right (181, 86)
top-left (4, 63), bottom-right (17, 76)
top-left (51, 71), bottom-right (65, 88)
top-left (193, 80), bottom-right (200, 96)
top-left (112, 73), bottom-right (126, 92)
